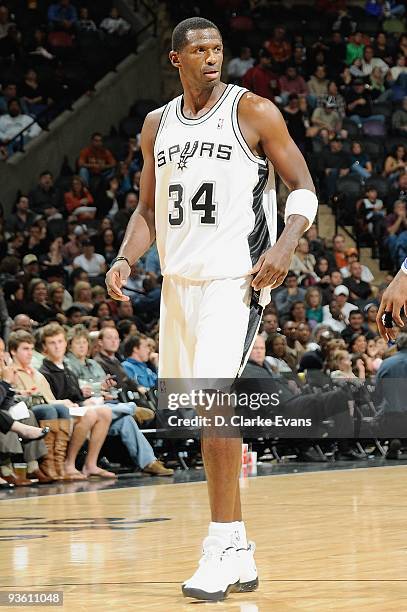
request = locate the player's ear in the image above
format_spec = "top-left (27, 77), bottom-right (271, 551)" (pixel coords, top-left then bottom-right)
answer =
top-left (169, 50), bottom-right (181, 69)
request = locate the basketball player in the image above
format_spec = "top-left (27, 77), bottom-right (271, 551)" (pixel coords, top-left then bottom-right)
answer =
top-left (106, 17), bottom-right (317, 601)
top-left (377, 262), bottom-right (407, 340)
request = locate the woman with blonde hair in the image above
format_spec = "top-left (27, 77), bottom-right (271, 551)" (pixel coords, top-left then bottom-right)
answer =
top-left (72, 281), bottom-right (93, 314)
top-left (304, 286), bottom-right (323, 328)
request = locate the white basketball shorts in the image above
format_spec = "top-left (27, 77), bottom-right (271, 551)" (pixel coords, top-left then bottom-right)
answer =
top-left (158, 275), bottom-right (264, 379)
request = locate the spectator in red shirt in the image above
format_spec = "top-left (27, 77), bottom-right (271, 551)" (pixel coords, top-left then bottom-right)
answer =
top-left (64, 175), bottom-right (96, 220)
top-left (279, 65), bottom-right (308, 104)
top-left (78, 132), bottom-right (116, 186)
top-left (264, 25), bottom-right (292, 71)
top-left (242, 49), bottom-right (280, 102)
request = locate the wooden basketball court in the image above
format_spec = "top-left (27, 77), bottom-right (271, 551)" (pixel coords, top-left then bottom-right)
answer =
top-left (1, 465), bottom-right (407, 611)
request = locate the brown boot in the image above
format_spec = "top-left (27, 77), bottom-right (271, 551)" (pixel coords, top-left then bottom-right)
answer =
top-left (27, 467), bottom-right (53, 484)
top-left (142, 460), bottom-right (174, 476)
top-left (38, 420), bottom-right (59, 481)
top-left (54, 419), bottom-right (72, 480)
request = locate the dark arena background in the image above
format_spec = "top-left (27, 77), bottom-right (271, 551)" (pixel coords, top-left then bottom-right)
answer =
top-left (0, 0), bottom-right (406, 610)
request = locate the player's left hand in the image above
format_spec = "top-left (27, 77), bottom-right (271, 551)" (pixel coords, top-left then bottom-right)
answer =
top-left (377, 270), bottom-right (407, 341)
top-left (249, 244), bottom-right (292, 291)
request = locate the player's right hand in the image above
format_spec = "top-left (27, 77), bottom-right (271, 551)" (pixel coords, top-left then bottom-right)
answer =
top-left (377, 270), bottom-right (407, 341)
top-left (105, 261), bottom-right (131, 301)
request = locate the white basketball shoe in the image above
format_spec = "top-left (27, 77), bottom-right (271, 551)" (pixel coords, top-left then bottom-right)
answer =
top-left (236, 541), bottom-right (259, 592)
top-left (182, 535), bottom-right (240, 601)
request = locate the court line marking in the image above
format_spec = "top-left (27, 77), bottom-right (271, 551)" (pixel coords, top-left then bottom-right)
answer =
top-left (1, 462), bottom-right (406, 503)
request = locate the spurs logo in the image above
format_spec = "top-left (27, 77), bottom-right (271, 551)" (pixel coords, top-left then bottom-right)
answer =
top-left (177, 140), bottom-right (199, 170)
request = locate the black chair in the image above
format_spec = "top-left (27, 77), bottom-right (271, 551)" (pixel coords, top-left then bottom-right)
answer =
top-left (343, 118), bottom-right (362, 139)
top-left (364, 174), bottom-right (390, 200)
top-left (334, 175), bottom-right (363, 225)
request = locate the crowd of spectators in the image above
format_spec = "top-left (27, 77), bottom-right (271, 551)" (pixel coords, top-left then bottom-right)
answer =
top-left (0, 0), bottom-right (135, 157)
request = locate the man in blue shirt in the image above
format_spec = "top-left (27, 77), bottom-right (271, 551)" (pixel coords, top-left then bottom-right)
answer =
top-left (122, 336), bottom-right (158, 389)
top-left (48, 0), bottom-right (77, 31)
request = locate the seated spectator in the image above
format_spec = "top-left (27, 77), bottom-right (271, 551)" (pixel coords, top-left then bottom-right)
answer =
top-left (77, 6), bottom-right (98, 32)
top-left (326, 32), bottom-right (346, 76)
top-left (350, 141), bottom-right (373, 180)
top-left (0, 6), bottom-right (20, 59)
top-left (95, 227), bottom-right (117, 266)
top-left (323, 285), bottom-right (358, 324)
top-left (361, 45), bottom-right (389, 77)
top-left (26, 27), bottom-right (55, 61)
top-left (356, 186), bottom-right (385, 246)
top-left (65, 306), bottom-right (83, 327)
top-left (25, 279), bottom-right (59, 324)
top-left (73, 240), bottom-right (106, 282)
top-left (71, 280), bottom-right (93, 314)
top-left (297, 322), bottom-right (314, 351)
top-left (330, 349), bottom-right (356, 378)
top-left (260, 312), bottom-right (280, 339)
top-left (39, 322), bottom-right (116, 479)
top-left (100, 7), bottom-right (131, 37)
top-left (392, 97), bottom-right (407, 136)
top-left (384, 145), bottom-right (407, 184)
top-left (242, 49), bottom-right (280, 102)
top-left (305, 224), bottom-right (326, 260)
top-left (324, 81), bottom-right (346, 118)
top-left (227, 46), bottom-right (254, 84)
top-left (4, 281), bottom-right (25, 318)
top-left (7, 195), bottom-right (36, 235)
top-left (369, 66), bottom-right (389, 101)
top-left (345, 78), bottom-right (385, 126)
top-left (274, 271), bottom-right (306, 317)
top-left (307, 65), bottom-right (329, 106)
top-left (341, 309), bottom-right (375, 345)
top-left (305, 287), bottom-right (323, 327)
top-left (309, 98), bottom-right (344, 140)
top-left (314, 256), bottom-right (332, 286)
top-left (20, 69), bottom-right (52, 119)
top-left (64, 175), bottom-right (96, 220)
top-left (282, 320), bottom-right (305, 365)
top-left (279, 65), bottom-right (308, 103)
top-left (78, 132), bottom-right (116, 186)
top-left (391, 57), bottom-right (407, 85)
top-left (265, 333), bottom-right (297, 374)
top-left (0, 81), bottom-right (28, 115)
top-left (349, 334), bottom-right (368, 362)
top-left (343, 261), bottom-right (372, 305)
top-left (48, 281), bottom-right (68, 319)
top-left (346, 31), bottom-right (365, 66)
top-left (365, 302), bottom-right (379, 336)
top-left (349, 57), bottom-right (365, 79)
top-left (113, 191), bottom-right (138, 236)
top-left (0, 98), bottom-right (41, 158)
top-left (289, 300), bottom-right (307, 325)
top-left (339, 247), bottom-right (374, 283)
top-left (264, 25), bottom-right (292, 70)
top-left (321, 139), bottom-right (351, 199)
top-left (373, 32), bottom-right (394, 65)
top-left (29, 171), bottom-right (62, 221)
top-left (48, 0), bottom-right (77, 31)
top-left (289, 237), bottom-right (317, 282)
top-left (282, 94), bottom-right (307, 153)
top-left (98, 175), bottom-right (120, 219)
top-left (122, 336), bottom-right (158, 390)
top-left (384, 199), bottom-right (407, 267)
top-left (322, 298), bottom-right (346, 333)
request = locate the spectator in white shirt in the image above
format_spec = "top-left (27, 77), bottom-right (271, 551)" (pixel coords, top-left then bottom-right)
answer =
top-left (227, 47), bottom-right (254, 84)
top-left (323, 285), bottom-right (358, 326)
top-left (0, 98), bottom-right (41, 158)
top-left (339, 247), bottom-right (374, 283)
top-left (361, 45), bottom-right (389, 77)
top-left (73, 240), bottom-right (106, 280)
top-left (100, 7), bottom-right (131, 36)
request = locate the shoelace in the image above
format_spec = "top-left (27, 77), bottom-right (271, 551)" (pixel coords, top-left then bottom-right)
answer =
top-left (200, 545), bottom-right (234, 565)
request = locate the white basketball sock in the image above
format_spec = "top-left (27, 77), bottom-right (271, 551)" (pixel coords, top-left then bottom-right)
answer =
top-left (209, 521), bottom-right (248, 549)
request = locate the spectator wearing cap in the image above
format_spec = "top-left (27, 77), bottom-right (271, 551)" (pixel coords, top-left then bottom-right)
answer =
top-left (364, 302), bottom-right (379, 337)
top-left (320, 139), bottom-right (351, 199)
top-left (323, 285), bottom-right (358, 324)
top-left (279, 66), bottom-right (308, 104)
top-left (22, 254), bottom-right (40, 289)
top-left (343, 261), bottom-right (372, 305)
top-left (227, 47), bottom-right (254, 84)
top-left (322, 298), bottom-right (347, 332)
top-left (73, 240), bottom-right (106, 283)
top-left (339, 248), bottom-right (374, 283)
top-left (264, 25), bottom-right (292, 70)
top-left (345, 78), bottom-right (385, 126)
top-left (78, 133), bottom-right (116, 187)
top-left (309, 98), bottom-right (344, 139)
top-left (274, 271), bottom-right (306, 317)
top-left (341, 309), bottom-right (375, 345)
top-left (242, 49), bottom-right (280, 101)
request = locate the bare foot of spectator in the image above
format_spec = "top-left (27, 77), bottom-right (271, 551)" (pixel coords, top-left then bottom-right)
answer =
top-left (82, 466), bottom-right (117, 479)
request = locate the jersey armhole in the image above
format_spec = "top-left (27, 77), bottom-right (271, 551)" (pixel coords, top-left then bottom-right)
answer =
top-left (231, 90), bottom-right (267, 167)
top-left (153, 102), bottom-right (172, 152)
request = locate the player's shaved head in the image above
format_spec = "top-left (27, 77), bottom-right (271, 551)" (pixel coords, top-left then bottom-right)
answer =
top-left (172, 17), bottom-right (221, 51)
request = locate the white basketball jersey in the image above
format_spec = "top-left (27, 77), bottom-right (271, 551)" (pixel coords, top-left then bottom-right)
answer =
top-left (154, 84), bottom-right (277, 282)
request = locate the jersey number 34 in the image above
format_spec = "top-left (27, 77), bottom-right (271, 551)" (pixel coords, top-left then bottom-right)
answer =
top-left (168, 182), bottom-right (217, 227)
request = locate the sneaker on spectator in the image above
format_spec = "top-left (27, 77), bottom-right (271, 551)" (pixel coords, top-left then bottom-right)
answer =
top-left (134, 406), bottom-right (155, 424)
top-left (182, 536), bottom-right (240, 601)
top-left (142, 460), bottom-right (174, 476)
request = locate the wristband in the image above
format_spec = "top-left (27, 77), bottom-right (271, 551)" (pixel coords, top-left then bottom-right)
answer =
top-left (110, 256), bottom-right (131, 269)
top-left (401, 257), bottom-right (407, 275)
top-left (284, 189), bottom-right (318, 231)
